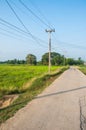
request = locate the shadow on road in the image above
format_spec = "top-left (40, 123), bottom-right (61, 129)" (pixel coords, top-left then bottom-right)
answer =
top-left (36, 86), bottom-right (86, 99)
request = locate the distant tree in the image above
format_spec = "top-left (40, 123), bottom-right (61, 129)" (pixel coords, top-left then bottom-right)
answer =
top-left (19, 60), bottom-right (26, 64)
top-left (7, 59), bottom-right (17, 64)
top-left (52, 54), bottom-right (64, 65)
top-left (42, 52), bottom-right (64, 65)
top-left (26, 54), bottom-right (37, 65)
top-left (77, 57), bottom-right (84, 65)
top-left (42, 53), bottom-right (49, 65)
top-left (6, 59), bottom-right (26, 64)
top-left (66, 58), bottom-right (75, 65)
top-left (66, 57), bottom-right (84, 65)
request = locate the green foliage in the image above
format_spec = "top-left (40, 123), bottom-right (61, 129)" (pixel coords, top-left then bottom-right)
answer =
top-left (26, 54), bottom-right (37, 65)
top-left (0, 59), bottom-right (26, 65)
top-left (66, 58), bottom-right (75, 65)
top-left (0, 52), bottom-right (84, 66)
top-left (42, 52), bottom-right (64, 65)
top-left (41, 52), bottom-right (84, 66)
top-left (66, 57), bottom-right (84, 65)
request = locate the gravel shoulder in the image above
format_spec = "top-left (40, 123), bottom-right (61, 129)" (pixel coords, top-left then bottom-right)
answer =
top-left (1, 67), bottom-right (86, 130)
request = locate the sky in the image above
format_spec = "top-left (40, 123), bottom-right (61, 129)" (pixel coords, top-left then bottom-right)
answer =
top-left (0, 0), bottom-right (86, 61)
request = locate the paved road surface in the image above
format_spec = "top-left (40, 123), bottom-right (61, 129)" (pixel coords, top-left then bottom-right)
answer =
top-left (1, 67), bottom-right (86, 130)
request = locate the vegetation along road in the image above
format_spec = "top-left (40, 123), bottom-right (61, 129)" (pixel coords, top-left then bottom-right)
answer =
top-left (1, 67), bottom-right (86, 130)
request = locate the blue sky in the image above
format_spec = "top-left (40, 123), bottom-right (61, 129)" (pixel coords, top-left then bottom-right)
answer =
top-left (0, 0), bottom-right (86, 61)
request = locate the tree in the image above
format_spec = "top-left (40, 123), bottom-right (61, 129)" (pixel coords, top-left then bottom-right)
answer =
top-left (42, 53), bottom-right (49, 65)
top-left (7, 59), bottom-right (26, 64)
top-left (42, 52), bottom-right (64, 65)
top-left (77, 57), bottom-right (84, 65)
top-left (66, 58), bottom-right (75, 65)
top-left (26, 54), bottom-right (37, 65)
top-left (66, 57), bottom-right (84, 65)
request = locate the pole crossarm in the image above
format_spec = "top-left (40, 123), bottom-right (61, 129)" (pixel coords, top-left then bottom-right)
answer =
top-left (45, 29), bottom-right (55, 33)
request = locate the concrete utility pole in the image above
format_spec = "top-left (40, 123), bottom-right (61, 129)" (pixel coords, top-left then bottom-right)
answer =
top-left (45, 29), bottom-right (55, 73)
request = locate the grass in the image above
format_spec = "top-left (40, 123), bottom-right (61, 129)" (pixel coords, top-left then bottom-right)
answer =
top-left (0, 65), bottom-right (59, 97)
top-left (0, 65), bottom-right (69, 124)
top-left (79, 66), bottom-right (86, 75)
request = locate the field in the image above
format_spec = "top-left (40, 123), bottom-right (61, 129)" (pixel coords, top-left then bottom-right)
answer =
top-left (0, 65), bottom-right (60, 97)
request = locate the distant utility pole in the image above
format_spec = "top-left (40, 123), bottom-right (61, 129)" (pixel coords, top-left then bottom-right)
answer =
top-left (45, 29), bottom-right (55, 73)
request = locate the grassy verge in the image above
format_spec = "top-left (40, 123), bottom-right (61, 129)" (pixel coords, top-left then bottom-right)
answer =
top-left (79, 66), bottom-right (86, 75)
top-left (0, 66), bottom-right (69, 124)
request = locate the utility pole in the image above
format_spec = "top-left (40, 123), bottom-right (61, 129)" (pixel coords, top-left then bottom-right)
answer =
top-left (45, 29), bottom-right (55, 73)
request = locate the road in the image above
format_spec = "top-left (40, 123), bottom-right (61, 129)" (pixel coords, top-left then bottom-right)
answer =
top-left (1, 67), bottom-right (86, 130)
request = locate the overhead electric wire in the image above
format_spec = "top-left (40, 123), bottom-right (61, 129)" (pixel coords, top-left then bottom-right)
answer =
top-left (19, 0), bottom-right (52, 29)
top-left (9, 0), bottom-right (51, 45)
top-left (5, 0), bottom-right (34, 36)
top-left (0, 18), bottom-right (29, 36)
top-left (0, 18), bottom-right (48, 48)
top-left (3, 0), bottom-right (85, 52)
top-left (52, 38), bottom-right (86, 50)
top-left (29, 0), bottom-right (54, 29)
top-left (10, 0), bottom-right (45, 30)
top-left (0, 21), bottom-right (45, 42)
top-left (22, 0), bottom-right (63, 50)
top-left (6, 0), bottom-right (55, 47)
top-left (19, 0), bottom-right (60, 50)
top-left (5, 0), bottom-right (47, 48)
top-left (0, 19), bottom-right (47, 48)
top-left (0, 26), bottom-right (33, 41)
top-left (0, 30), bottom-right (26, 42)
top-left (28, 0), bottom-right (86, 50)
top-left (0, 21), bottom-right (37, 42)
top-left (28, 0), bottom-right (58, 47)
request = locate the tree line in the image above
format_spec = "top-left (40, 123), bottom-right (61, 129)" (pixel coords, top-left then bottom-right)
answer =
top-left (0, 52), bottom-right (84, 65)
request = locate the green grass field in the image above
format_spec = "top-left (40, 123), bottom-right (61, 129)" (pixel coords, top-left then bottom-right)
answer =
top-left (0, 65), bottom-right (60, 97)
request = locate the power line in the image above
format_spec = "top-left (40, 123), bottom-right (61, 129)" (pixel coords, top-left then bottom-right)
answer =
top-left (29, 1), bottom-right (86, 50)
top-left (5, 0), bottom-right (47, 48)
top-left (0, 15), bottom-right (84, 51)
top-left (0, 30), bottom-right (28, 42)
top-left (9, 1), bottom-right (51, 45)
top-left (0, 18), bottom-right (29, 36)
top-left (19, 0), bottom-right (52, 29)
top-left (23, 1), bottom-right (65, 52)
top-left (29, 0), bottom-right (54, 29)
top-left (3, 0), bottom-right (86, 53)
top-left (10, 0), bottom-right (45, 30)
top-left (19, 0), bottom-right (66, 51)
top-left (57, 40), bottom-right (86, 49)
top-left (20, 0), bottom-right (86, 51)
top-left (0, 26), bottom-right (33, 41)
top-left (5, 0), bottom-right (33, 36)
top-left (0, 17), bottom-right (48, 48)
top-left (5, 0), bottom-right (56, 49)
